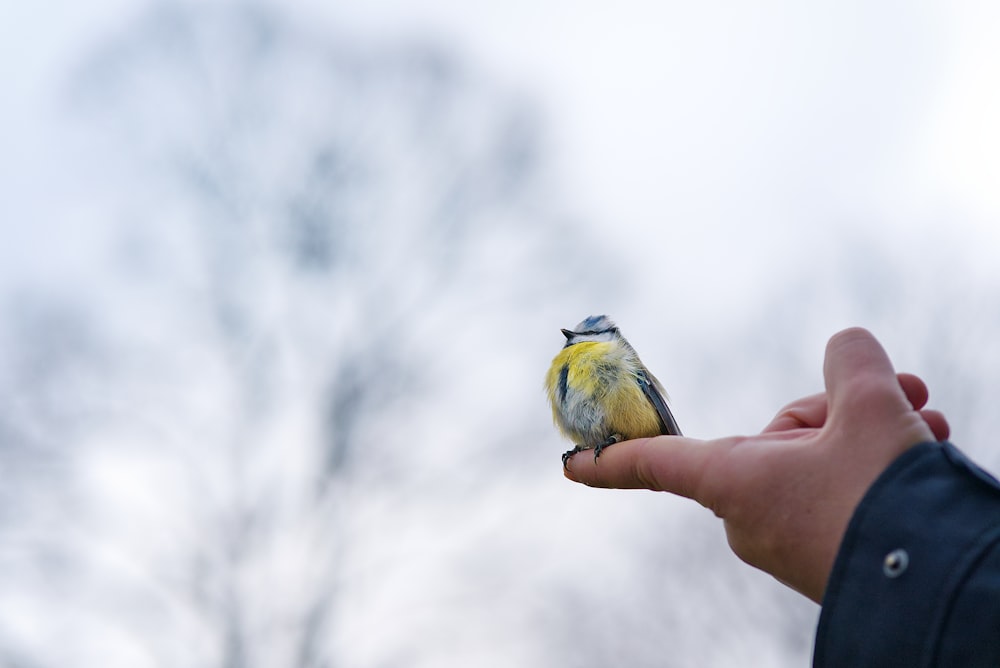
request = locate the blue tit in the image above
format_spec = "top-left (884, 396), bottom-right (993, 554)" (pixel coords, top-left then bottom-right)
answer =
top-left (545, 315), bottom-right (681, 466)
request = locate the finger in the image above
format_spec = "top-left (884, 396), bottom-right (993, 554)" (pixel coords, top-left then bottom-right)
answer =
top-left (762, 372), bottom-right (927, 434)
top-left (897, 373), bottom-right (946, 440)
top-left (563, 435), bottom-right (732, 501)
top-left (896, 372), bottom-right (929, 411)
top-left (762, 392), bottom-right (827, 433)
top-left (919, 408), bottom-right (950, 441)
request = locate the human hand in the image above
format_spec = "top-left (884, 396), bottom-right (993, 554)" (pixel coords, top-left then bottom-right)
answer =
top-left (563, 327), bottom-right (950, 603)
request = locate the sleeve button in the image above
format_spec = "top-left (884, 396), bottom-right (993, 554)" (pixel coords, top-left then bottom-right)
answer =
top-left (883, 549), bottom-right (909, 578)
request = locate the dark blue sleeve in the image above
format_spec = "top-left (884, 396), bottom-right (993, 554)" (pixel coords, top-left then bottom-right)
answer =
top-left (813, 441), bottom-right (1000, 667)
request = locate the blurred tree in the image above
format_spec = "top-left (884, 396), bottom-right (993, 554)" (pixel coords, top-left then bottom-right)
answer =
top-left (0, 4), bottom-right (598, 667)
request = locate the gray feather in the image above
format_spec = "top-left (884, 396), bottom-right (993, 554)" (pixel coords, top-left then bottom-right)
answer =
top-left (636, 369), bottom-right (682, 436)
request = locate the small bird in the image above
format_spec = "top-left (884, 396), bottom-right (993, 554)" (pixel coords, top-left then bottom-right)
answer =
top-left (546, 315), bottom-right (681, 466)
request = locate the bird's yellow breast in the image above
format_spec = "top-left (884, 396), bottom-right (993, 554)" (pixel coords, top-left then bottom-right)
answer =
top-left (548, 341), bottom-right (613, 396)
top-left (546, 341), bottom-right (663, 446)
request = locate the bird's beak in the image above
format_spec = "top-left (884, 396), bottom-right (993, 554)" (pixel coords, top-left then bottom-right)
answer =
top-left (561, 328), bottom-right (574, 340)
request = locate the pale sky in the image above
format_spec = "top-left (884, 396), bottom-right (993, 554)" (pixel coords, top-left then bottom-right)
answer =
top-left (5, 1), bottom-right (1000, 308)
top-left (3, 3), bottom-right (1000, 666)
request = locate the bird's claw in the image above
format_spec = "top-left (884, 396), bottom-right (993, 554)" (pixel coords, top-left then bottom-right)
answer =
top-left (562, 445), bottom-right (584, 468)
top-left (563, 434), bottom-right (623, 467)
top-left (593, 433), bottom-right (623, 462)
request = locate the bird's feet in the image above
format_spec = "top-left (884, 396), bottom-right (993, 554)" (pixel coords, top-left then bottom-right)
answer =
top-left (562, 434), bottom-right (624, 467)
top-left (593, 433), bottom-right (623, 462)
top-left (562, 445), bottom-right (584, 469)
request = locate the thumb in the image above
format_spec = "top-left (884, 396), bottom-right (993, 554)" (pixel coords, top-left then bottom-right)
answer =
top-left (822, 327), bottom-right (934, 446)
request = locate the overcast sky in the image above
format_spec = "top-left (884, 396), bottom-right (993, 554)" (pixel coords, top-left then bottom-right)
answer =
top-left (3, 3), bottom-right (1000, 666)
top-left (5, 1), bottom-right (1000, 326)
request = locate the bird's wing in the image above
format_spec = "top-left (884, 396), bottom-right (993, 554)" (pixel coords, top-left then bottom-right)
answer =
top-left (636, 369), bottom-right (682, 436)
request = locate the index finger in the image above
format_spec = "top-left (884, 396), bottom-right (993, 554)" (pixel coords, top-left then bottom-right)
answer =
top-left (563, 435), bottom-right (732, 501)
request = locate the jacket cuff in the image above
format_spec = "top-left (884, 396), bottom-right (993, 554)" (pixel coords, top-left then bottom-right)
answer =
top-left (813, 441), bottom-right (1000, 667)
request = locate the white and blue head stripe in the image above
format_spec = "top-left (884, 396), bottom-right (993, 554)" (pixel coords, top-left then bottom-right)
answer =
top-left (562, 315), bottom-right (621, 346)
